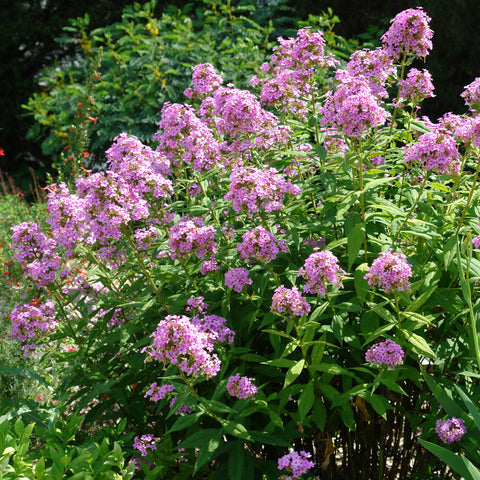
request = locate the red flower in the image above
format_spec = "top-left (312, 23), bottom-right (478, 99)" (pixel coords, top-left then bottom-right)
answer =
top-left (0, 148), bottom-right (5, 156)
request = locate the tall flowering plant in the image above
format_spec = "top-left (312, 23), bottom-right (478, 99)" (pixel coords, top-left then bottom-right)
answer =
top-left (7, 9), bottom-right (480, 480)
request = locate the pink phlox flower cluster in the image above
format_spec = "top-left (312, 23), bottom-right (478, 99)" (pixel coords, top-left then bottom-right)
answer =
top-left (370, 155), bottom-right (385, 167)
top-left (404, 130), bottom-right (460, 174)
top-left (365, 339), bottom-right (404, 369)
top-left (97, 307), bottom-right (125, 327)
top-left (364, 249), bottom-right (412, 293)
top-left (200, 258), bottom-right (220, 275)
top-left (298, 250), bottom-right (346, 295)
top-left (106, 132), bottom-right (171, 177)
top-left (226, 374), bottom-right (257, 399)
top-left (224, 267), bottom-right (253, 292)
top-left (169, 397), bottom-right (193, 415)
top-left (11, 222), bottom-right (62, 286)
top-left (270, 27), bottom-right (338, 71)
top-left (76, 172), bottom-right (151, 246)
top-left (210, 86), bottom-right (291, 152)
top-left (462, 77), bottom-right (480, 111)
top-left (192, 313), bottom-right (235, 344)
top-left (225, 166), bottom-right (301, 214)
top-left (154, 102), bottom-right (221, 172)
top-left (455, 115), bottom-right (480, 148)
top-left (271, 285), bottom-right (311, 318)
top-left (277, 450), bottom-right (315, 480)
top-left (9, 300), bottom-right (58, 354)
top-left (184, 63), bottom-right (223, 99)
top-left (345, 48), bottom-right (395, 99)
top-left (237, 227), bottom-right (287, 264)
top-left (435, 417), bottom-right (466, 444)
top-left (250, 27), bottom-right (337, 118)
top-left (321, 73), bottom-right (390, 139)
top-left (473, 234), bottom-right (480, 249)
top-left (381, 7), bottom-right (433, 59)
top-left (186, 296), bottom-right (208, 315)
top-left (398, 68), bottom-right (435, 104)
top-left (304, 237), bottom-right (326, 248)
top-left (143, 315), bottom-right (221, 378)
top-left (168, 216), bottom-right (218, 260)
top-left (144, 382), bottom-right (175, 402)
top-left (46, 183), bottom-right (87, 255)
top-left (133, 435), bottom-right (157, 457)
top-left (323, 129), bottom-right (348, 156)
top-left (134, 226), bottom-right (159, 250)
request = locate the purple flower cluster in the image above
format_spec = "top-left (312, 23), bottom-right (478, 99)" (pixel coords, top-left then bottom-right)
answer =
top-left (11, 222), bottom-right (62, 286)
top-left (435, 417), bottom-right (466, 444)
top-left (321, 73), bottom-right (389, 139)
top-left (209, 86), bottom-right (291, 152)
top-left (398, 68), bottom-right (435, 104)
top-left (381, 7), bottom-right (433, 59)
top-left (344, 48), bottom-right (395, 99)
top-left (404, 130), bottom-right (460, 174)
top-left (226, 374), bottom-right (257, 399)
top-left (154, 102), bottom-right (220, 172)
top-left (106, 133), bottom-right (173, 197)
top-left (143, 315), bottom-right (222, 378)
top-left (144, 382), bottom-right (175, 402)
top-left (364, 250), bottom-right (412, 294)
top-left (169, 397), bottom-right (193, 415)
top-left (271, 285), bottom-right (311, 318)
top-left (224, 267), bottom-right (253, 292)
top-left (168, 216), bottom-right (218, 260)
top-left (250, 27), bottom-right (338, 118)
top-left (9, 300), bottom-right (58, 355)
top-left (365, 339), bottom-right (404, 369)
top-left (455, 116), bottom-right (480, 149)
top-left (133, 435), bottom-right (157, 457)
top-left (462, 77), bottom-right (480, 111)
top-left (225, 166), bottom-right (301, 214)
top-left (237, 227), bottom-right (287, 264)
top-left (192, 313), bottom-right (235, 345)
top-left (184, 63), bottom-right (223, 99)
top-left (298, 250), bottom-right (346, 296)
top-left (278, 450), bottom-right (315, 480)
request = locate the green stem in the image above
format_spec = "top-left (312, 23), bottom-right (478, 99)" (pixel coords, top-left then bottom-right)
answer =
top-left (392, 174), bottom-right (428, 245)
top-left (393, 291), bottom-right (402, 332)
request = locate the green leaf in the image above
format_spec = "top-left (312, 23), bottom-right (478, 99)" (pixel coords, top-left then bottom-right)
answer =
top-left (194, 434), bottom-right (221, 474)
top-left (404, 330), bottom-right (436, 359)
top-left (298, 380), bottom-right (315, 422)
top-left (454, 384), bottom-right (480, 431)
top-left (366, 393), bottom-right (391, 420)
top-left (228, 441), bottom-right (245, 480)
top-left (312, 396), bottom-right (327, 431)
top-left (347, 222), bottom-right (365, 270)
top-left (167, 412), bottom-right (203, 434)
top-left (419, 439), bottom-right (480, 480)
top-left (421, 369), bottom-right (462, 417)
top-left (354, 263), bottom-right (370, 304)
top-left (284, 359), bottom-right (305, 388)
top-left (221, 420), bottom-right (251, 440)
top-left (177, 429), bottom-right (221, 450)
top-left (0, 366), bottom-right (51, 388)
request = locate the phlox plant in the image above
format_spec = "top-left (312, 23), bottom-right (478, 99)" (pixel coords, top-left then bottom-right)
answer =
top-left (7, 6), bottom-right (480, 480)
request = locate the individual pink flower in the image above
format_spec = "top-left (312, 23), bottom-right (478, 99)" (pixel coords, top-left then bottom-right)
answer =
top-left (226, 374), bottom-right (257, 399)
top-left (398, 68), bottom-right (435, 104)
top-left (435, 417), bottom-right (466, 444)
top-left (271, 285), bottom-right (310, 318)
top-left (278, 450), bottom-right (315, 480)
top-left (364, 249), bottom-right (412, 294)
top-left (224, 267), bottom-right (253, 292)
top-left (381, 8), bottom-right (433, 59)
top-left (298, 250), bottom-right (345, 295)
top-left (404, 130), bottom-right (459, 174)
top-left (237, 227), bottom-right (287, 264)
top-left (365, 339), bottom-right (404, 369)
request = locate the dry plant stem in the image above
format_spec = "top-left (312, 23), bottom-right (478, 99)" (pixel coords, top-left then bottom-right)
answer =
top-left (454, 158), bottom-right (480, 236)
top-left (392, 173), bottom-right (427, 244)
